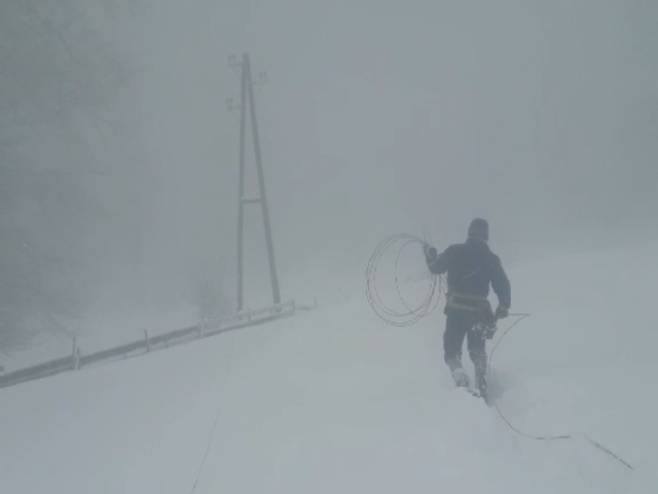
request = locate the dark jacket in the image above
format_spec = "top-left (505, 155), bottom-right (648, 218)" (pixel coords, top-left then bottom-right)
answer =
top-left (427, 238), bottom-right (511, 309)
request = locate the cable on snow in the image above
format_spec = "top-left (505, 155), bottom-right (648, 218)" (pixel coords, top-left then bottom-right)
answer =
top-left (490, 314), bottom-right (635, 471)
top-left (188, 403), bottom-right (224, 494)
top-left (489, 314), bottom-right (571, 441)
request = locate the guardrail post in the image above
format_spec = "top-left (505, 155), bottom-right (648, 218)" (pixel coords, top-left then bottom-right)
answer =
top-left (72, 337), bottom-right (80, 370)
top-left (144, 330), bottom-right (150, 352)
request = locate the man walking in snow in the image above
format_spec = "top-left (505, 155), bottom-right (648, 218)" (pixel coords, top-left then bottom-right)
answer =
top-left (423, 218), bottom-right (511, 398)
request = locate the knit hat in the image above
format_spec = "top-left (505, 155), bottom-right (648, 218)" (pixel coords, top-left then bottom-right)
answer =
top-left (467, 218), bottom-right (489, 242)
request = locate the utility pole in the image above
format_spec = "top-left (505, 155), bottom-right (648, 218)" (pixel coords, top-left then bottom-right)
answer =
top-left (232, 53), bottom-right (281, 311)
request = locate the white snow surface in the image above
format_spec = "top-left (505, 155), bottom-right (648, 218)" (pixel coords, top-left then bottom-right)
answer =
top-left (1, 242), bottom-right (657, 493)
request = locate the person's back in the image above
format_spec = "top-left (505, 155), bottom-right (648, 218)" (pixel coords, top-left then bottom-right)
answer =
top-left (426, 218), bottom-right (510, 312)
top-left (433, 238), bottom-right (510, 310)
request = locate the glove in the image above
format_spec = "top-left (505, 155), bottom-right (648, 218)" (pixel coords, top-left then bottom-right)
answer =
top-left (423, 244), bottom-right (438, 263)
top-left (473, 321), bottom-right (497, 339)
top-left (495, 305), bottom-right (509, 320)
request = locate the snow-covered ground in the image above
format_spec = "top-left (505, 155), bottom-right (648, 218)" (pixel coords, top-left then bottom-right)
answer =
top-left (1, 241), bottom-right (656, 493)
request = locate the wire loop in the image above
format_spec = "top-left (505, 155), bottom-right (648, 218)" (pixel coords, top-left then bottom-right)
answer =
top-left (366, 234), bottom-right (443, 327)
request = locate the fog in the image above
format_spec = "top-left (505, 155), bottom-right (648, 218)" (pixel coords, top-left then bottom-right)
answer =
top-left (1, 0), bottom-right (657, 350)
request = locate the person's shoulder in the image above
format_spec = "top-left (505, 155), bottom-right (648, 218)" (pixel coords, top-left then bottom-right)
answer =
top-left (487, 249), bottom-right (504, 268)
top-left (473, 240), bottom-right (498, 261)
top-left (485, 244), bottom-right (498, 258)
top-left (444, 243), bottom-right (464, 255)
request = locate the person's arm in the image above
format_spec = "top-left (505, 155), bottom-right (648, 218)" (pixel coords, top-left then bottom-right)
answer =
top-left (490, 255), bottom-right (511, 316)
top-left (425, 245), bottom-right (452, 275)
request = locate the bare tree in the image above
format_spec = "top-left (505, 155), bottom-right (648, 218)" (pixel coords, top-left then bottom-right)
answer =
top-left (0, 1), bottom-right (133, 349)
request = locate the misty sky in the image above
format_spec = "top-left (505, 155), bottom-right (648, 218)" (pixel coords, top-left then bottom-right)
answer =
top-left (3, 0), bottom-right (657, 342)
top-left (138, 0), bottom-right (657, 274)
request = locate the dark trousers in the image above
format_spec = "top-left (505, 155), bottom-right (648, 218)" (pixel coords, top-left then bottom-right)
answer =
top-left (443, 309), bottom-right (487, 382)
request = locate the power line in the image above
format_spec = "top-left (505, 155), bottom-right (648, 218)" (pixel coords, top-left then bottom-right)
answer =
top-left (489, 314), bottom-right (634, 471)
top-left (188, 403), bottom-right (223, 494)
top-left (365, 234), bottom-right (443, 327)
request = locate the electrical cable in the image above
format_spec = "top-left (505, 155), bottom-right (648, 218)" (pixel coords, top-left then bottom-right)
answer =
top-left (186, 325), bottom-right (239, 493)
top-left (489, 314), bottom-right (634, 471)
top-left (489, 313), bottom-right (572, 441)
top-left (188, 404), bottom-right (223, 494)
top-left (365, 234), bottom-right (443, 327)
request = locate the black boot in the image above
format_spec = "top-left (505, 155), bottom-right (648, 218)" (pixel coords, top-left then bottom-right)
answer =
top-left (475, 372), bottom-right (487, 400)
top-left (471, 352), bottom-right (488, 400)
top-left (451, 367), bottom-right (470, 388)
top-left (446, 357), bottom-right (469, 388)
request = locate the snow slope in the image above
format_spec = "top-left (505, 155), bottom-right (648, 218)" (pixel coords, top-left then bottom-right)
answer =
top-left (1, 241), bottom-right (657, 493)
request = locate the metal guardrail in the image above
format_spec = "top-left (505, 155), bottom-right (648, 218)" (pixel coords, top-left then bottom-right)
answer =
top-left (0, 301), bottom-right (296, 390)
